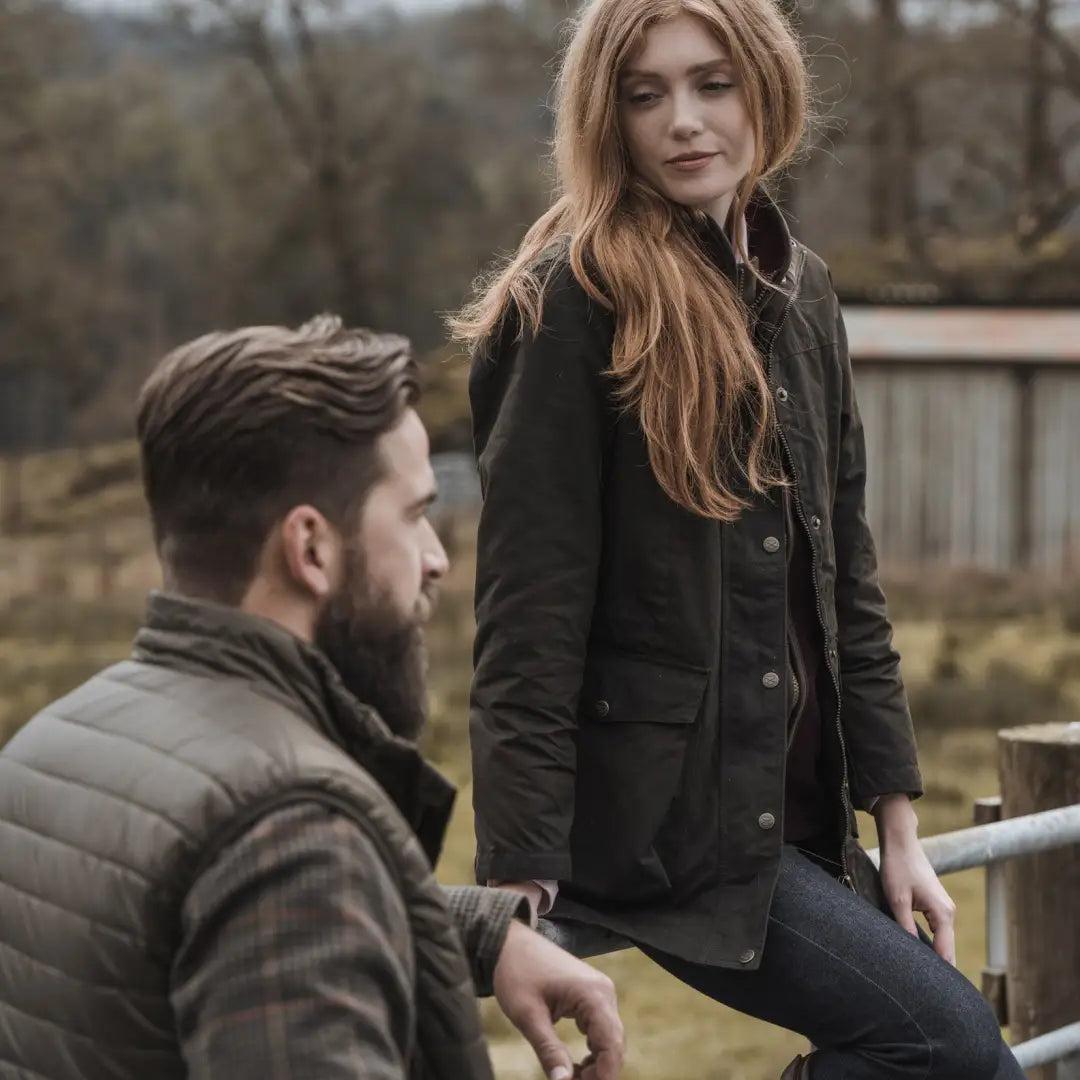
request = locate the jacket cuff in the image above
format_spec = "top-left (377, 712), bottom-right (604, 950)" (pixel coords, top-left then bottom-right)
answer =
top-left (534, 880), bottom-right (559, 916)
top-left (476, 848), bottom-right (572, 885)
top-left (851, 766), bottom-right (924, 810)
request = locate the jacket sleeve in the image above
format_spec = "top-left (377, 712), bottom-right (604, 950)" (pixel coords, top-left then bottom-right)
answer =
top-left (468, 263), bottom-right (612, 884)
top-left (830, 291), bottom-right (924, 807)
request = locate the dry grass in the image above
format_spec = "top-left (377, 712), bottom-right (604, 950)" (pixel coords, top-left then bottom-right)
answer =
top-left (2, 449), bottom-right (1079, 1079)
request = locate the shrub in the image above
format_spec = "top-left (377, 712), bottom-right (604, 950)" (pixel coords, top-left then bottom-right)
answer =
top-left (910, 660), bottom-right (1076, 732)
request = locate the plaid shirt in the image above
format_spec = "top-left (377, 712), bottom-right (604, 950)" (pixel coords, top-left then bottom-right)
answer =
top-left (170, 802), bottom-right (527, 1078)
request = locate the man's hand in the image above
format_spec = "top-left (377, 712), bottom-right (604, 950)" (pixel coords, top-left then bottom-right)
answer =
top-left (875, 793), bottom-right (957, 964)
top-left (493, 918), bottom-right (624, 1080)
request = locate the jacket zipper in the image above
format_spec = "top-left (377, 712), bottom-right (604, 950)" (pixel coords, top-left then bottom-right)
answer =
top-left (786, 622), bottom-right (804, 752)
top-left (762, 246), bottom-right (856, 893)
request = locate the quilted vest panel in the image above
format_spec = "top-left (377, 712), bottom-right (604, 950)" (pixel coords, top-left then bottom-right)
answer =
top-left (0, 659), bottom-right (492, 1080)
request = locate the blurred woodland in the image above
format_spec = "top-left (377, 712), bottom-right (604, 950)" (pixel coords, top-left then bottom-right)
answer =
top-left (2, 0), bottom-right (1080, 453)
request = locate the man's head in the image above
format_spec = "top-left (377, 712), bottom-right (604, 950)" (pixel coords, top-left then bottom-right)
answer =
top-left (136, 314), bottom-right (448, 739)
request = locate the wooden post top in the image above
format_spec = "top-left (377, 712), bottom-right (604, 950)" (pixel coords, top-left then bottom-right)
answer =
top-left (999, 722), bottom-right (1080, 745)
top-left (973, 795), bottom-right (1003, 825)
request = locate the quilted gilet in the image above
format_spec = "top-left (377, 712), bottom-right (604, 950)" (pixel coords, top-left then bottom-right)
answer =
top-left (0, 592), bottom-right (494, 1080)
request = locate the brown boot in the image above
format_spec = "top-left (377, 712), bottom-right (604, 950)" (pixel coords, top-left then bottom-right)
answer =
top-left (779, 1054), bottom-right (814, 1080)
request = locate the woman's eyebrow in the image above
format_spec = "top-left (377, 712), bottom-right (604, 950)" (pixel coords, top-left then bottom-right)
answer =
top-left (620, 58), bottom-right (733, 81)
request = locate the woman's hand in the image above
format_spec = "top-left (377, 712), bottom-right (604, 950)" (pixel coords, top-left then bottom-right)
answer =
top-left (875, 793), bottom-right (957, 964)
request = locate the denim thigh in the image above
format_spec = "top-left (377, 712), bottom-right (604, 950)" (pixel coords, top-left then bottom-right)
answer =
top-left (640, 846), bottom-right (1023, 1080)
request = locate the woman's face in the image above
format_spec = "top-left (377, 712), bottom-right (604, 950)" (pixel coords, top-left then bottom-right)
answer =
top-left (617, 13), bottom-right (755, 226)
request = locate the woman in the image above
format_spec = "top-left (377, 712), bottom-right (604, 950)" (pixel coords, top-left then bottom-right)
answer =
top-left (451, 1), bottom-right (1023, 1076)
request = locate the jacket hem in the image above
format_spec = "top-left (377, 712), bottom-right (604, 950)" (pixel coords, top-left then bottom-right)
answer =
top-left (478, 850), bottom-right (572, 885)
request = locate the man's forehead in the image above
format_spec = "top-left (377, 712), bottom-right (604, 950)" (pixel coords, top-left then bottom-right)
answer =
top-left (377, 410), bottom-right (435, 489)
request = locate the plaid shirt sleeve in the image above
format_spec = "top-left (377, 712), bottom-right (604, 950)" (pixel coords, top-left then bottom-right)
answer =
top-left (440, 884), bottom-right (530, 996)
top-left (170, 802), bottom-right (527, 1079)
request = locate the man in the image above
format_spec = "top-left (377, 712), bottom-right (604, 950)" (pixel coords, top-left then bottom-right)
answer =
top-left (0, 316), bottom-right (623, 1080)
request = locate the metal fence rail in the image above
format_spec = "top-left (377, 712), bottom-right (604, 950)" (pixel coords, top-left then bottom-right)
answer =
top-left (1011, 1024), bottom-right (1080, 1071)
top-left (865, 803), bottom-right (1080, 873)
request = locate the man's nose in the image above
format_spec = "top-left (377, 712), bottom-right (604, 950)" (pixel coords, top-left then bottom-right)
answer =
top-left (423, 519), bottom-right (449, 581)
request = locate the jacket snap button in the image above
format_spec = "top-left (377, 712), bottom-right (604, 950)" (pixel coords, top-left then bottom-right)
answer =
top-left (595, 699), bottom-right (610, 718)
top-left (776, 387), bottom-right (789, 403)
top-left (762, 536), bottom-right (780, 554)
top-left (758, 812), bottom-right (776, 831)
top-left (761, 671), bottom-right (780, 689)
top-left (810, 515), bottom-right (822, 530)
top-left (739, 948), bottom-right (756, 964)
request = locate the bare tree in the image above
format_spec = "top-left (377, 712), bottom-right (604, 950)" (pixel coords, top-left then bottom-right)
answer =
top-left (866, 0), bottom-right (924, 250)
top-left (993, 0), bottom-right (1080, 249)
top-left (194, 0), bottom-right (376, 325)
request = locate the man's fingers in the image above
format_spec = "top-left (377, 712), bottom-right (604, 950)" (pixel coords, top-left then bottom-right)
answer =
top-left (581, 1046), bottom-right (623, 1080)
top-left (577, 979), bottom-right (624, 1080)
top-left (493, 925), bottom-right (624, 1079)
top-left (515, 1005), bottom-right (575, 1080)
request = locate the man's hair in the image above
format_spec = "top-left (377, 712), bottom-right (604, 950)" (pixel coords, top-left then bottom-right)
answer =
top-left (136, 314), bottom-right (420, 604)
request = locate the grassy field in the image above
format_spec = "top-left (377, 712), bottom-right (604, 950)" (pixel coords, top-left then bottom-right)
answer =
top-left (2, 441), bottom-right (1079, 1079)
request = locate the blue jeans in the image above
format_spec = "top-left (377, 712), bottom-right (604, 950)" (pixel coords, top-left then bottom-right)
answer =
top-left (641, 846), bottom-right (1024, 1079)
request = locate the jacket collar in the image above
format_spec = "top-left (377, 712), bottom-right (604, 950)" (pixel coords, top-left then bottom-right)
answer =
top-left (133, 590), bottom-right (455, 864)
top-left (689, 189), bottom-right (795, 289)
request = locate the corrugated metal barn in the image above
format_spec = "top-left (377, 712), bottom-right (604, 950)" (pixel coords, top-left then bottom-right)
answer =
top-left (846, 307), bottom-right (1080, 573)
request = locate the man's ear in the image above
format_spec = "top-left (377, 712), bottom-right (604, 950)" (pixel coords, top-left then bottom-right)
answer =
top-left (278, 505), bottom-right (343, 600)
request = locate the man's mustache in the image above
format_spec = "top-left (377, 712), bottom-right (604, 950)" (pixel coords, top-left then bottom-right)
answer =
top-left (418, 581), bottom-right (440, 616)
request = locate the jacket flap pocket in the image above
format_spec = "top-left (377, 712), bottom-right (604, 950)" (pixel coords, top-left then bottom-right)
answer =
top-left (579, 652), bottom-right (708, 725)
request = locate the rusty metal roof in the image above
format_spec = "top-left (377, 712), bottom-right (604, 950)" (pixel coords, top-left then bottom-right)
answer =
top-left (842, 306), bottom-right (1080, 364)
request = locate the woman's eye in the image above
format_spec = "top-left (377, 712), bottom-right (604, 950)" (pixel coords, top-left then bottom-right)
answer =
top-left (626, 91), bottom-right (659, 105)
top-left (702, 81), bottom-right (735, 94)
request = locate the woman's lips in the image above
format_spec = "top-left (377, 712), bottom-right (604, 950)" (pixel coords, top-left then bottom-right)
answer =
top-left (666, 152), bottom-right (718, 172)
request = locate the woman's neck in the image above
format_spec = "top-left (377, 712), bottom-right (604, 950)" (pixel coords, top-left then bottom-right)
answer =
top-left (706, 191), bottom-right (736, 233)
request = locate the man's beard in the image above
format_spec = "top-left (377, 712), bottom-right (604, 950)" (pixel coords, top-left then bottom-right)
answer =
top-left (314, 549), bottom-right (430, 742)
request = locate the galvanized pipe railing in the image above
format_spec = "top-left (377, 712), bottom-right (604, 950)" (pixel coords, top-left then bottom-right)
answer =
top-left (864, 803), bottom-right (1080, 873)
top-left (1010, 1024), bottom-right (1080, 1072)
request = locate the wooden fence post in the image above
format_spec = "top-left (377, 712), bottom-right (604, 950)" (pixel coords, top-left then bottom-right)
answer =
top-left (1000, 723), bottom-right (1080, 1080)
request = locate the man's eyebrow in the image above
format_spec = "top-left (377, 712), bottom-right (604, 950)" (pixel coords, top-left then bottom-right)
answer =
top-left (620, 59), bottom-right (733, 80)
top-left (409, 489), bottom-right (438, 512)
